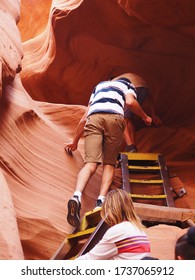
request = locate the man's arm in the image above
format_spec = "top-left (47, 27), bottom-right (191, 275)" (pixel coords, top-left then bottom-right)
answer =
top-left (145, 94), bottom-right (162, 126)
top-left (64, 105), bottom-right (90, 154)
top-left (126, 94), bottom-right (152, 126)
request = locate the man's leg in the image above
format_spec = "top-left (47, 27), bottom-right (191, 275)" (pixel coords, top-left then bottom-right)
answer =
top-left (123, 109), bottom-right (136, 151)
top-left (94, 114), bottom-right (124, 208)
top-left (124, 118), bottom-right (135, 145)
top-left (95, 164), bottom-right (115, 208)
top-left (75, 162), bottom-right (98, 193)
top-left (67, 162), bottom-right (98, 227)
top-left (125, 119), bottom-right (137, 152)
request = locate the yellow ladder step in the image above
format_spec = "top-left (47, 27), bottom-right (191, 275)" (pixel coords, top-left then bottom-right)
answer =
top-left (130, 179), bottom-right (163, 184)
top-left (128, 165), bottom-right (160, 170)
top-left (85, 208), bottom-right (101, 217)
top-left (130, 194), bottom-right (167, 199)
top-left (80, 208), bottom-right (101, 231)
top-left (67, 227), bottom-right (96, 240)
top-left (121, 152), bottom-right (160, 161)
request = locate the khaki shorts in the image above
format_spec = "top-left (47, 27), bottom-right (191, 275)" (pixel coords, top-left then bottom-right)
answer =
top-left (84, 113), bottom-right (125, 165)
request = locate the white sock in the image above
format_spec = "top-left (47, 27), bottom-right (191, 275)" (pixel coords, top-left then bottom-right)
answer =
top-left (97, 195), bottom-right (105, 202)
top-left (73, 191), bottom-right (82, 202)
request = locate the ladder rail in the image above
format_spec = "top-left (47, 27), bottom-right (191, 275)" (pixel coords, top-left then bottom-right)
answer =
top-left (157, 154), bottom-right (175, 207)
top-left (77, 218), bottom-right (109, 257)
top-left (120, 153), bottom-right (131, 192)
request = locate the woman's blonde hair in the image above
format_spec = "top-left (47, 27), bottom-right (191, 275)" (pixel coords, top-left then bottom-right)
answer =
top-left (101, 189), bottom-right (144, 229)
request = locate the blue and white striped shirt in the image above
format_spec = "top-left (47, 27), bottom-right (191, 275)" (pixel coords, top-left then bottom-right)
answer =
top-left (87, 78), bottom-right (137, 117)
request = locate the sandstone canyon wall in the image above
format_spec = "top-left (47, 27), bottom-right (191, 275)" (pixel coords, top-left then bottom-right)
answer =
top-left (0, 0), bottom-right (195, 260)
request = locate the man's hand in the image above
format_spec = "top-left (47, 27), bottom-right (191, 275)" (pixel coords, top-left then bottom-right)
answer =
top-left (64, 142), bottom-right (78, 155)
top-left (144, 115), bottom-right (152, 126)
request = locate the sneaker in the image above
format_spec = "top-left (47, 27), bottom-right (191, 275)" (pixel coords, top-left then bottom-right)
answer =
top-left (94, 199), bottom-right (103, 210)
top-left (67, 196), bottom-right (81, 228)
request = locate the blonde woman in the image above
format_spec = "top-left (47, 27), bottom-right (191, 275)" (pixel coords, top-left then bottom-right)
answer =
top-left (77, 189), bottom-right (150, 260)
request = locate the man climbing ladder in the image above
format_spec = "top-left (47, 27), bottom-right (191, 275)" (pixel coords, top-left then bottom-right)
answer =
top-left (65, 73), bottom-right (152, 227)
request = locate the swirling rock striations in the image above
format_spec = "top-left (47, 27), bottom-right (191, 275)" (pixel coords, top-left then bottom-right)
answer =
top-left (0, 0), bottom-right (195, 260)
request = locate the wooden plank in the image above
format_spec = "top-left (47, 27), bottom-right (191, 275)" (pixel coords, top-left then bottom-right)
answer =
top-left (134, 203), bottom-right (195, 223)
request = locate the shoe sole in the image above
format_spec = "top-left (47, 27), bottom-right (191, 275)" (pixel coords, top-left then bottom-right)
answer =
top-left (67, 199), bottom-right (80, 228)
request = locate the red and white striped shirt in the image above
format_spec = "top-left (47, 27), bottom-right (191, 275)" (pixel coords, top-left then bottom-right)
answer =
top-left (87, 79), bottom-right (137, 117)
top-left (77, 221), bottom-right (150, 260)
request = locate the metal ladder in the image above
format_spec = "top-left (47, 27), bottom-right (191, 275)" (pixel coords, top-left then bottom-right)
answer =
top-left (120, 152), bottom-right (175, 207)
top-left (51, 152), bottom-right (175, 260)
top-left (51, 208), bottom-right (106, 260)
